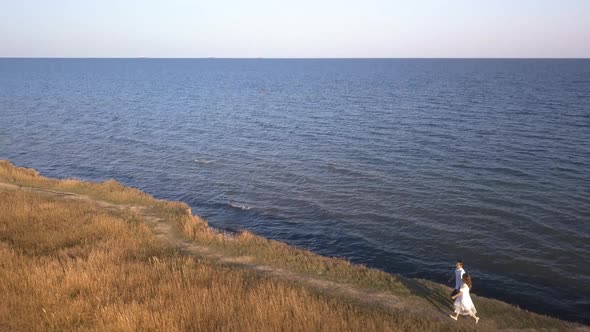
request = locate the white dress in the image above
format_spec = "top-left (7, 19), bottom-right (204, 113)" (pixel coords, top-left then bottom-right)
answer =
top-left (454, 283), bottom-right (477, 316)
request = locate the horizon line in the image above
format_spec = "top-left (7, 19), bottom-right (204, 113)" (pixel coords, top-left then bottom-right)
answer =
top-left (1, 56), bottom-right (589, 60)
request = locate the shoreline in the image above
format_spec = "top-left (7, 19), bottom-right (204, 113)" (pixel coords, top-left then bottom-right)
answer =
top-left (1, 159), bottom-right (587, 331)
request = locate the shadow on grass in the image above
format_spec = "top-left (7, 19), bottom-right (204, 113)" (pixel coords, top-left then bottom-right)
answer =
top-left (400, 277), bottom-right (454, 317)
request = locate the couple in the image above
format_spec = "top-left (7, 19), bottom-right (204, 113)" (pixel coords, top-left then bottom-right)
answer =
top-left (448, 259), bottom-right (480, 324)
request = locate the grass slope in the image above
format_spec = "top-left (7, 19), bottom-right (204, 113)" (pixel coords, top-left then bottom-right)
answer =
top-left (0, 160), bottom-right (584, 331)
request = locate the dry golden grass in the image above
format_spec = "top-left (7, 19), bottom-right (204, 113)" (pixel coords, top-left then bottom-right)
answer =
top-left (0, 160), bottom-right (154, 206)
top-left (0, 188), bottom-right (459, 331)
top-left (0, 160), bottom-right (581, 331)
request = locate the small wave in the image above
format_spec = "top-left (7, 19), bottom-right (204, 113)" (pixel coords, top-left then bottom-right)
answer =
top-left (229, 202), bottom-right (253, 211)
top-left (323, 163), bottom-right (366, 178)
top-left (194, 159), bottom-right (215, 165)
top-left (453, 164), bottom-right (532, 178)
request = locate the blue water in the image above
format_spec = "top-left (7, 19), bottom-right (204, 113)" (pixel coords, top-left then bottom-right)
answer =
top-left (1, 59), bottom-right (589, 323)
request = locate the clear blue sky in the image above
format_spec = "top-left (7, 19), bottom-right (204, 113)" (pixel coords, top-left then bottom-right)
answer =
top-left (1, 0), bottom-right (589, 58)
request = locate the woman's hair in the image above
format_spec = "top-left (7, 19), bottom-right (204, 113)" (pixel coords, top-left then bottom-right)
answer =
top-left (462, 273), bottom-right (473, 289)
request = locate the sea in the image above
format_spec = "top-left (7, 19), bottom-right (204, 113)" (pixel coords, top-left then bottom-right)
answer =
top-left (0, 58), bottom-right (588, 323)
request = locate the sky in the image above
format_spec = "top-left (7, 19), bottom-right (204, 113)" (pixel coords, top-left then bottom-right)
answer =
top-left (1, 0), bottom-right (589, 58)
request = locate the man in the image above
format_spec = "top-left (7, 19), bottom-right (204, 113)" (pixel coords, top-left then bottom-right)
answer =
top-left (448, 259), bottom-right (465, 299)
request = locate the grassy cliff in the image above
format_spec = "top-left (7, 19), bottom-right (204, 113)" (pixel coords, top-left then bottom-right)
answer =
top-left (0, 160), bottom-right (585, 331)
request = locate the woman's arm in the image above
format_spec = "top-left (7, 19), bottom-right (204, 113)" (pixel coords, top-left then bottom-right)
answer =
top-left (451, 291), bottom-right (462, 300)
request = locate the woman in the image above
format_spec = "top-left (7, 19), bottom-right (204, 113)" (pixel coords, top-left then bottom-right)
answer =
top-left (449, 273), bottom-right (480, 324)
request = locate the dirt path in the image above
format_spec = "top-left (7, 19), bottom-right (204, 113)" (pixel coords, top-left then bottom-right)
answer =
top-left (0, 183), bottom-right (443, 314)
top-left (2, 182), bottom-right (583, 331)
